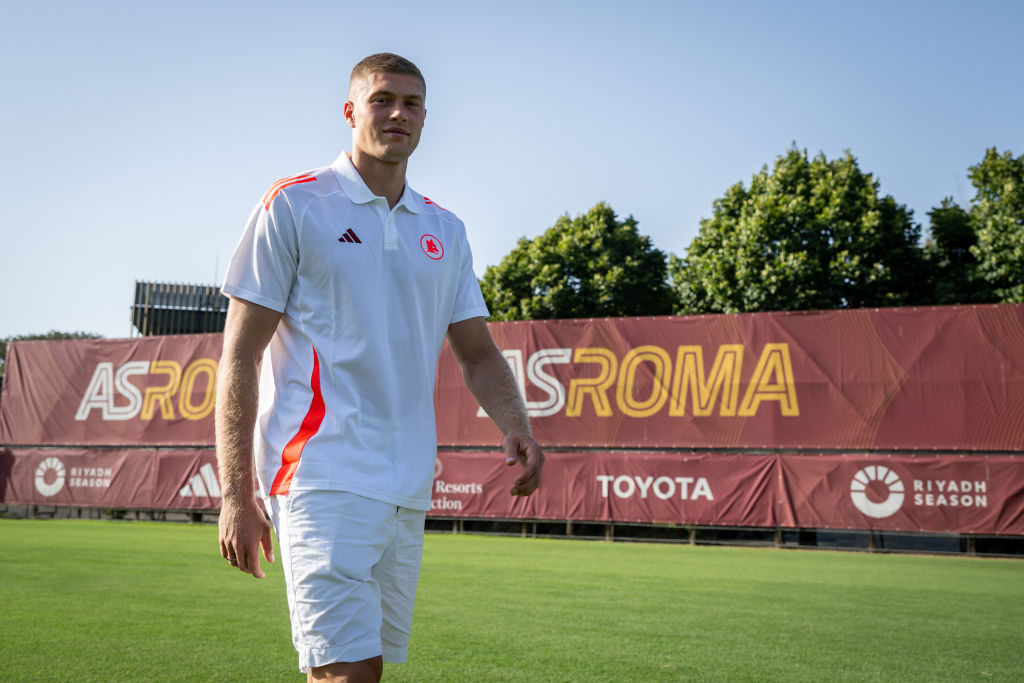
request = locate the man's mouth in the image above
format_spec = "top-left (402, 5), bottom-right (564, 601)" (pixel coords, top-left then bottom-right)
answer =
top-left (384, 127), bottom-right (409, 137)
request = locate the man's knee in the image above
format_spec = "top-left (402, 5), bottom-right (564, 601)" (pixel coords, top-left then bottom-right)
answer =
top-left (309, 655), bottom-right (384, 683)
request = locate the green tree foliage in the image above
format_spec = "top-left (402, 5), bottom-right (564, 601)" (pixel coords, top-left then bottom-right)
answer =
top-left (670, 146), bottom-right (927, 314)
top-left (0, 331), bottom-right (101, 381)
top-left (923, 198), bottom-right (983, 304)
top-left (967, 147), bottom-right (1024, 302)
top-left (479, 202), bottom-right (673, 320)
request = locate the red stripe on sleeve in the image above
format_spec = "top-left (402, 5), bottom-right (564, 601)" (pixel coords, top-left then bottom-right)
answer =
top-left (262, 175), bottom-right (317, 210)
top-left (268, 348), bottom-right (325, 495)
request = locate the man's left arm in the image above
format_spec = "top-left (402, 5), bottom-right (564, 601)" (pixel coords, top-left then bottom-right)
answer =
top-left (446, 316), bottom-right (543, 496)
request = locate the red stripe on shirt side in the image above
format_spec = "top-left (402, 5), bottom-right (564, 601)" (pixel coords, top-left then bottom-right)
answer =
top-left (263, 176), bottom-right (317, 210)
top-left (268, 348), bottom-right (325, 495)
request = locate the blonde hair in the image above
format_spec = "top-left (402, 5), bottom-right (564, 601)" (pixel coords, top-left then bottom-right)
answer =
top-left (349, 53), bottom-right (425, 95)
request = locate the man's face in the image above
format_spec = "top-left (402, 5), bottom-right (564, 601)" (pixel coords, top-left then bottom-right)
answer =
top-left (345, 72), bottom-right (426, 164)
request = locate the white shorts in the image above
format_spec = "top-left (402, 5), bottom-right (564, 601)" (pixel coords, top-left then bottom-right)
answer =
top-left (267, 490), bottom-right (426, 673)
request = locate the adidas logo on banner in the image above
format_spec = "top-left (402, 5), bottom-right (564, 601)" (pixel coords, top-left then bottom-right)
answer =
top-left (179, 463), bottom-right (222, 498)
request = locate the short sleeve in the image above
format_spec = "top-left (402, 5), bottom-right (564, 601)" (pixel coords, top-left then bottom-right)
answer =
top-left (222, 195), bottom-right (299, 313)
top-left (449, 236), bottom-right (489, 324)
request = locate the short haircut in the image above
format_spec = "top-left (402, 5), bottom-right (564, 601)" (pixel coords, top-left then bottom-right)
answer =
top-left (349, 53), bottom-right (425, 96)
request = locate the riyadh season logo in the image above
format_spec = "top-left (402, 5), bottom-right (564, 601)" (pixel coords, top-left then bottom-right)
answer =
top-left (850, 465), bottom-right (905, 518)
top-left (35, 457), bottom-right (66, 497)
top-left (33, 458), bottom-right (112, 497)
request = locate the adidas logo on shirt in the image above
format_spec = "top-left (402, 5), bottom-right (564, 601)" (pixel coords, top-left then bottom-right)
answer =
top-left (338, 228), bottom-right (362, 244)
top-left (179, 463), bottom-right (221, 498)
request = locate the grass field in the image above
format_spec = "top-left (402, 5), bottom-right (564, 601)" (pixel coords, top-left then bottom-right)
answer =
top-left (1, 519), bottom-right (1022, 682)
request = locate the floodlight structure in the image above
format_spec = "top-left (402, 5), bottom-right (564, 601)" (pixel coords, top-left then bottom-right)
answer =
top-left (131, 281), bottom-right (228, 336)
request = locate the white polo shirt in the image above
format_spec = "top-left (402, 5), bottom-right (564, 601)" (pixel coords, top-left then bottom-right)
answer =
top-left (223, 152), bottom-right (489, 510)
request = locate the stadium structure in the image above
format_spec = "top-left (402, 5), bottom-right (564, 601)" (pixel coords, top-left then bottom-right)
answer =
top-left (130, 281), bottom-right (228, 336)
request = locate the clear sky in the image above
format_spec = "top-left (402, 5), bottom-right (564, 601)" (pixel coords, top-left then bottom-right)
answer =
top-left (1, 0), bottom-right (1021, 339)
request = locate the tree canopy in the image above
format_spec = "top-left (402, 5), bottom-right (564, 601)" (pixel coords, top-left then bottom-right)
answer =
top-left (923, 198), bottom-right (982, 305)
top-left (967, 147), bottom-right (1024, 302)
top-left (479, 202), bottom-right (673, 320)
top-left (669, 146), bottom-right (927, 314)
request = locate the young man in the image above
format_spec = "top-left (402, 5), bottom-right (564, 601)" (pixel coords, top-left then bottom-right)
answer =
top-left (216, 53), bottom-right (543, 682)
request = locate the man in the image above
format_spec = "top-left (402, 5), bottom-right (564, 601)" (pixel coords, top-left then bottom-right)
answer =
top-left (216, 53), bottom-right (543, 682)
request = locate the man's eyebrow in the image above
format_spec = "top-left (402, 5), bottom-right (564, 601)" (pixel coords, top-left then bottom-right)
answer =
top-left (368, 88), bottom-right (423, 101)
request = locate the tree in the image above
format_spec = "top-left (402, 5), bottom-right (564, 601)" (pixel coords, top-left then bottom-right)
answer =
top-left (670, 146), bottom-right (927, 314)
top-left (479, 202), bottom-right (673, 320)
top-left (0, 331), bottom-right (102, 381)
top-left (922, 198), bottom-right (983, 305)
top-left (967, 147), bottom-right (1024, 302)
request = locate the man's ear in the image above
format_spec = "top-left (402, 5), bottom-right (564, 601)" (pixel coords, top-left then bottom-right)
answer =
top-left (343, 101), bottom-right (356, 129)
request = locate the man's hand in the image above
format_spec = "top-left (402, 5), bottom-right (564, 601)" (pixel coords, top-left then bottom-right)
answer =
top-left (218, 496), bottom-right (274, 579)
top-left (502, 431), bottom-right (544, 496)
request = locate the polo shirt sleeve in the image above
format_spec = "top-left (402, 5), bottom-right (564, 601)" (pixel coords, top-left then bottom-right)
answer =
top-left (449, 234), bottom-right (490, 324)
top-left (222, 196), bottom-right (299, 314)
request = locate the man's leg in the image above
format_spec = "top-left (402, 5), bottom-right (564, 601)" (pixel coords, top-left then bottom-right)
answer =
top-left (309, 655), bottom-right (383, 683)
top-left (269, 491), bottom-right (397, 676)
top-left (375, 506), bottom-right (427, 664)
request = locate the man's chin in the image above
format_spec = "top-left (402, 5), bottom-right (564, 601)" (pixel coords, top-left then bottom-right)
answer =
top-left (376, 145), bottom-right (418, 163)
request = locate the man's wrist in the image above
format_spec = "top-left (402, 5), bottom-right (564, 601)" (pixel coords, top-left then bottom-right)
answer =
top-left (221, 483), bottom-right (257, 503)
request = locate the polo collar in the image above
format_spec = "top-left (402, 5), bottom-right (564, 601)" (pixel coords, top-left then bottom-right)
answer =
top-left (331, 151), bottom-right (424, 214)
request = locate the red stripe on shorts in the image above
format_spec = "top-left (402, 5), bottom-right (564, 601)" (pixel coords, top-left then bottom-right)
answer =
top-left (269, 347), bottom-right (325, 495)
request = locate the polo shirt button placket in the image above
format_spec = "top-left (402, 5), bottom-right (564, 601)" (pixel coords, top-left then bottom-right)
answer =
top-left (384, 212), bottom-right (398, 251)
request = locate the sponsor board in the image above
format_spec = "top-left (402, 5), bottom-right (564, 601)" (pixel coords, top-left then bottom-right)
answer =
top-left (780, 455), bottom-right (1010, 533)
top-left (1, 448), bottom-right (223, 510)
top-left (2, 448), bottom-right (1020, 533)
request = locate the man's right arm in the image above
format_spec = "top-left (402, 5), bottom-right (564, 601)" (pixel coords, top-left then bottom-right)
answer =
top-left (216, 296), bottom-right (282, 579)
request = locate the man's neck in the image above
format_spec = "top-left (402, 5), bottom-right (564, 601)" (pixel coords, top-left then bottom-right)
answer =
top-left (348, 150), bottom-right (407, 209)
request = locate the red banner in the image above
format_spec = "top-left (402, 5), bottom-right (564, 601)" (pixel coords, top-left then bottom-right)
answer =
top-left (428, 451), bottom-right (778, 527)
top-left (435, 305), bottom-right (1024, 451)
top-left (777, 454), bottom-right (1024, 535)
top-left (2, 448), bottom-right (1020, 534)
top-left (2, 306), bottom-right (1023, 453)
top-left (0, 335), bottom-right (221, 446)
top-left (0, 448), bottom-right (221, 510)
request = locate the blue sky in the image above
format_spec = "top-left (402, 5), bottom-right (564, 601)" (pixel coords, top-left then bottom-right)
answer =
top-left (1, 0), bottom-right (1021, 339)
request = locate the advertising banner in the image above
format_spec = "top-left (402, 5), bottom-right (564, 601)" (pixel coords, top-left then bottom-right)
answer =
top-left (428, 450), bottom-right (778, 527)
top-left (777, 454), bottom-right (1024, 535)
top-left (435, 304), bottom-right (1024, 451)
top-left (0, 335), bottom-right (221, 446)
top-left (2, 448), bottom-right (1021, 533)
top-left (2, 306), bottom-right (1023, 453)
top-left (0, 448), bottom-right (221, 510)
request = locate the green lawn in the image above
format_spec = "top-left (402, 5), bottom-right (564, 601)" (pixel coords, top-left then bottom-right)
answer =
top-left (0, 519), bottom-right (1021, 681)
